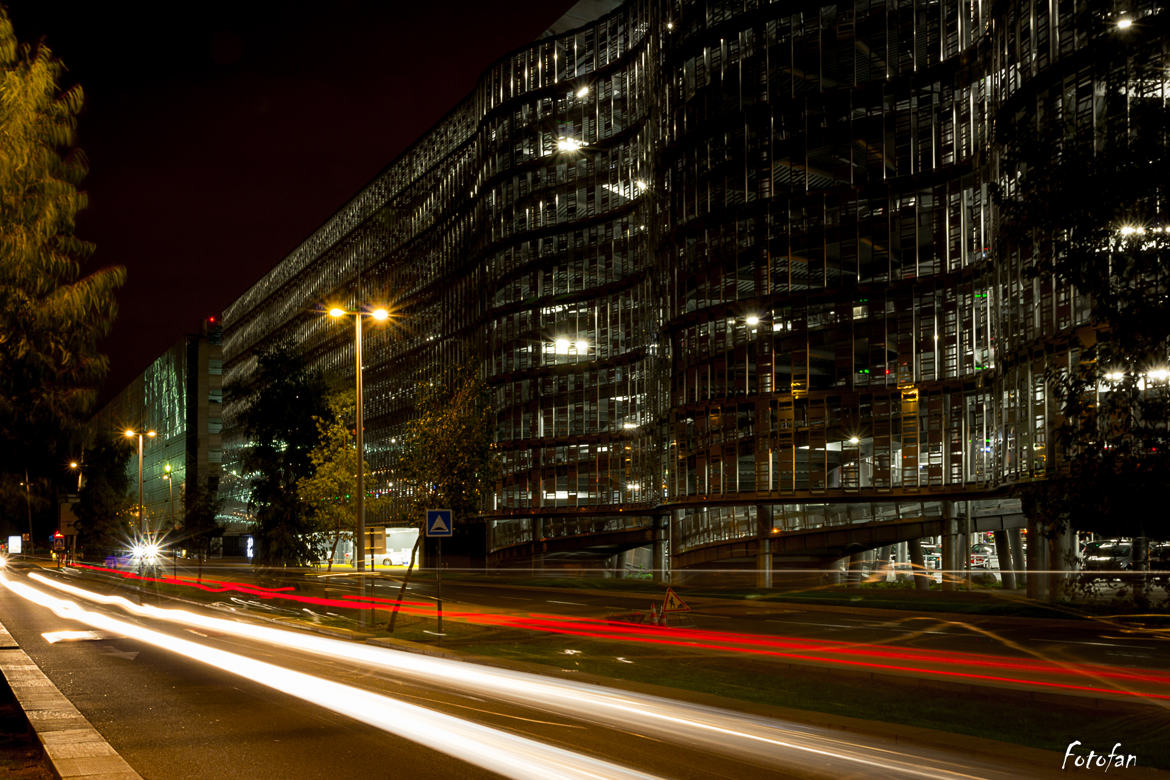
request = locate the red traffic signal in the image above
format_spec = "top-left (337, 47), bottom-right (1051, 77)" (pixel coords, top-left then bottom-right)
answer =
top-left (53, 530), bottom-right (64, 538)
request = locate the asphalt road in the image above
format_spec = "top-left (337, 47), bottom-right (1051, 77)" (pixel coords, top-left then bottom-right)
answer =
top-left (0, 561), bottom-right (1096, 779)
top-left (55, 559), bottom-right (1170, 697)
top-left (429, 578), bottom-right (1169, 673)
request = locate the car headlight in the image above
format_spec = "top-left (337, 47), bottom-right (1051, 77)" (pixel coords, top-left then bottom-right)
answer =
top-left (131, 542), bottom-right (162, 562)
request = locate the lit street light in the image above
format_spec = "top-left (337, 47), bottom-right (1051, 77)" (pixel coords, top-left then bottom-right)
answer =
top-left (69, 461), bottom-right (83, 493)
top-left (22, 469), bottom-right (33, 556)
top-left (162, 464), bottom-right (175, 530)
top-left (124, 429), bottom-right (157, 537)
top-left (326, 305), bottom-right (390, 576)
top-left (163, 464), bottom-right (176, 576)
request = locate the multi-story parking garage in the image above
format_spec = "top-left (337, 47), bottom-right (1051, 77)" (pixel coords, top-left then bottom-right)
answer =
top-left (221, 0), bottom-right (1167, 584)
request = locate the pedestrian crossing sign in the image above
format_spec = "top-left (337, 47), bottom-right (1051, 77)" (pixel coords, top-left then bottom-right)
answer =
top-left (426, 509), bottom-right (453, 537)
top-left (662, 587), bottom-right (690, 612)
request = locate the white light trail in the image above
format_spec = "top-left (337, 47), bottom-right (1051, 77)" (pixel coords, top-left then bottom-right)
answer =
top-left (26, 572), bottom-right (985, 779)
top-left (3, 573), bottom-right (655, 780)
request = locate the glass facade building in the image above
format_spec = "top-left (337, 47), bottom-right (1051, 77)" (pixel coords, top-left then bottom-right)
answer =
top-left (221, 0), bottom-right (1168, 571)
top-left (93, 321), bottom-right (224, 534)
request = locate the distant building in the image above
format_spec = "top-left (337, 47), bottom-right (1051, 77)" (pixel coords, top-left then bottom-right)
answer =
top-left (220, 1), bottom-right (1168, 573)
top-left (92, 319), bottom-right (223, 535)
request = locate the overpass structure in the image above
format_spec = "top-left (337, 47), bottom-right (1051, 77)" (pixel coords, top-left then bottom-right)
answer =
top-left (485, 498), bottom-right (1031, 585)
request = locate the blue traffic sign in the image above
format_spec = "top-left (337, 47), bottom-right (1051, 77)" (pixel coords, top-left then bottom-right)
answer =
top-left (426, 509), bottom-right (453, 537)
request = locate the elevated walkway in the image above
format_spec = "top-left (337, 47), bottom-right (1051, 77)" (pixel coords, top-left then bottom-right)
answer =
top-left (673, 511), bottom-right (1026, 568)
top-left (486, 504), bottom-right (1026, 570)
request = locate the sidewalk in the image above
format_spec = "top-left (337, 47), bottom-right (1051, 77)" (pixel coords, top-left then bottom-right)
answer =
top-left (0, 616), bottom-right (140, 780)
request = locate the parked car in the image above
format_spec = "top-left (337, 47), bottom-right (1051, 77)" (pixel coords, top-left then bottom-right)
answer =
top-left (920, 543), bottom-right (942, 569)
top-left (1148, 542), bottom-right (1170, 583)
top-left (1081, 539), bottom-right (1134, 578)
top-left (969, 543), bottom-right (999, 570)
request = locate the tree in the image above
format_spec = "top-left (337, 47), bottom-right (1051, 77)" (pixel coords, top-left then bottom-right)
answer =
top-left (235, 343), bottom-right (331, 566)
top-left (997, 9), bottom-right (1170, 549)
top-left (297, 392), bottom-right (383, 571)
top-left (72, 434), bottom-right (133, 557)
top-left (181, 477), bottom-right (222, 581)
top-left (395, 366), bottom-right (498, 527)
top-left (0, 10), bottom-right (125, 492)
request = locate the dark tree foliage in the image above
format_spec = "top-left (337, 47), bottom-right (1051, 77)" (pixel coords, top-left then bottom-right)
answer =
top-left (73, 434), bottom-right (133, 556)
top-left (997, 7), bottom-right (1170, 541)
top-left (0, 10), bottom-right (125, 494)
top-left (236, 343), bottom-right (330, 565)
top-left (395, 365), bottom-right (499, 521)
top-left (181, 477), bottom-right (222, 581)
top-left (298, 391), bottom-right (384, 571)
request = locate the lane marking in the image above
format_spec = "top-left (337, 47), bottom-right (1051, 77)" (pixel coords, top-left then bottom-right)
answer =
top-left (24, 572), bottom-right (994, 779)
top-left (4, 573), bottom-right (659, 780)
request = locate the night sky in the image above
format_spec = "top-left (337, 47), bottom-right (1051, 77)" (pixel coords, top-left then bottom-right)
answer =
top-left (4, 1), bottom-right (574, 402)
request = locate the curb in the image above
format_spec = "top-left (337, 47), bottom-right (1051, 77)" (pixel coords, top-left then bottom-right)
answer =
top-left (0, 616), bottom-right (142, 780)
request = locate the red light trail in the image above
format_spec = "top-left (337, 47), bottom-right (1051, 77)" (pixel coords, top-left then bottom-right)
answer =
top-left (65, 562), bottom-right (1170, 702)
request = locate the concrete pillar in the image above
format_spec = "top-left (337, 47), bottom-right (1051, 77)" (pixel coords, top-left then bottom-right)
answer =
top-left (961, 502), bottom-right (973, 590)
top-left (993, 530), bottom-right (1016, 590)
top-left (941, 503), bottom-right (958, 592)
top-left (652, 513), bottom-right (669, 584)
top-left (1008, 528), bottom-right (1025, 584)
top-left (1047, 523), bottom-right (1074, 600)
top-left (827, 557), bottom-right (846, 585)
top-left (847, 552), bottom-right (865, 584)
top-left (756, 504), bottom-right (773, 589)
top-left (895, 542), bottom-right (909, 583)
top-left (531, 518), bottom-right (544, 572)
top-left (1025, 515), bottom-right (1049, 600)
top-left (908, 538), bottom-right (930, 591)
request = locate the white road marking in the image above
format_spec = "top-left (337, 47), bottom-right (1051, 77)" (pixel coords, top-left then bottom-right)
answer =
top-left (41, 629), bottom-right (106, 643)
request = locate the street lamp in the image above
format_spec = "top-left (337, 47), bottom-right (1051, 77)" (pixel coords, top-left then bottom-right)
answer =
top-left (124, 429), bottom-right (156, 536)
top-left (162, 464), bottom-right (175, 530)
top-left (69, 461), bottom-right (83, 493)
top-left (163, 464), bottom-right (177, 577)
top-left (326, 305), bottom-right (390, 573)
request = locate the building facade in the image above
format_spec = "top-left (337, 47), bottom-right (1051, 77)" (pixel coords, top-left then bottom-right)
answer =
top-left (221, 0), bottom-right (1168, 571)
top-left (93, 320), bottom-right (224, 535)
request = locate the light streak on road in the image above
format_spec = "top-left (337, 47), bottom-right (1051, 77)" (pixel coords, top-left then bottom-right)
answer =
top-left (28, 571), bottom-right (996, 779)
top-left (2, 573), bottom-right (657, 780)
top-left (55, 563), bottom-right (1170, 700)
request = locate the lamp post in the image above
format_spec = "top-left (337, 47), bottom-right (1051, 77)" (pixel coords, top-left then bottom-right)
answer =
top-left (22, 469), bottom-right (33, 556)
top-left (163, 465), bottom-right (176, 577)
top-left (69, 461), bottom-right (83, 493)
top-left (124, 429), bottom-right (157, 537)
top-left (162, 464), bottom-right (175, 530)
top-left (327, 305), bottom-right (389, 575)
top-left (67, 461), bottom-right (84, 564)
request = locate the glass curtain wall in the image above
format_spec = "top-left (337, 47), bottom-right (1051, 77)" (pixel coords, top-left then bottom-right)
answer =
top-left (220, 0), bottom-right (1166, 563)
